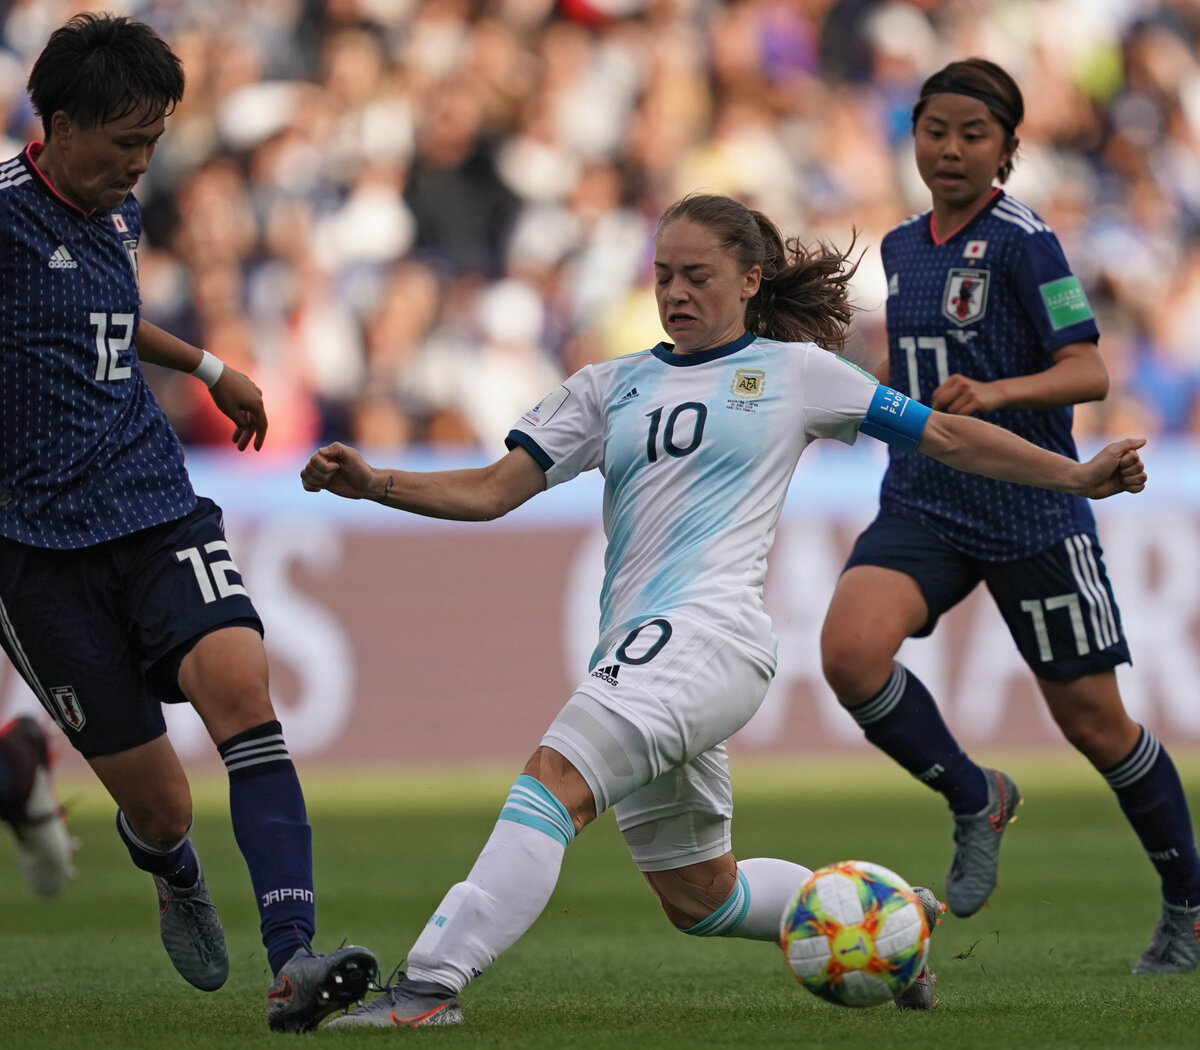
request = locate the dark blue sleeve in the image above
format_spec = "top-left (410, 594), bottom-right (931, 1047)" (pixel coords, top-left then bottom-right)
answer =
top-left (1012, 231), bottom-right (1099, 352)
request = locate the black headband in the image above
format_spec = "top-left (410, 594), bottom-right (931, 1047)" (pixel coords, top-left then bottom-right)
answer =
top-left (913, 84), bottom-right (1019, 134)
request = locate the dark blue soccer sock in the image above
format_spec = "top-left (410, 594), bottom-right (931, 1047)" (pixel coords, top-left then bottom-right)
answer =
top-left (218, 720), bottom-right (315, 975)
top-left (1102, 727), bottom-right (1200, 906)
top-left (849, 663), bottom-right (988, 815)
top-left (115, 810), bottom-right (201, 887)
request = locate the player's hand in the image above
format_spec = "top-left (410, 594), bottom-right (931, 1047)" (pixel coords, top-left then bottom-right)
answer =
top-left (301, 442), bottom-right (378, 500)
top-left (210, 366), bottom-right (268, 451)
top-left (931, 374), bottom-right (1002, 415)
top-left (1076, 437), bottom-right (1147, 499)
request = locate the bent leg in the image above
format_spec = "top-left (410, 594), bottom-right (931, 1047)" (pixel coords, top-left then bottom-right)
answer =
top-left (405, 754), bottom-right (586, 993)
top-left (92, 736), bottom-right (200, 896)
top-left (821, 565), bottom-right (924, 705)
top-left (822, 566), bottom-right (986, 814)
top-left (89, 735), bottom-right (194, 853)
top-left (645, 854), bottom-right (812, 941)
top-left (90, 736), bottom-right (227, 990)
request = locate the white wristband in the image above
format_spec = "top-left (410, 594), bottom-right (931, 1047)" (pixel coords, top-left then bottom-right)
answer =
top-left (191, 349), bottom-right (224, 388)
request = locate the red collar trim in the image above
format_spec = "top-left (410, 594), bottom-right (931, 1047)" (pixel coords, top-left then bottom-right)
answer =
top-left (25, 142), bottom-right (97, 217)
top-left (929, 187), bottom-right (1000, 245)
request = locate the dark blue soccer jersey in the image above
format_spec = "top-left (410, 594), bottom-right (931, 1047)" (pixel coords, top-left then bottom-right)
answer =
top-left (0, 145), bottom-right (195, 549)
top-left (878, 189), bottom-right (1100, 560)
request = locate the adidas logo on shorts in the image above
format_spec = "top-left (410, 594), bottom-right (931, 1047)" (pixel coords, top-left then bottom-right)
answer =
top-left (590, 663), bottom-right (620, 686)
top-left (48, 244), bottom-right (78, 269)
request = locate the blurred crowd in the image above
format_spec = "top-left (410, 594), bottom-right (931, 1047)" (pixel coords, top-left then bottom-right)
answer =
top-left (3, 0), bottom-right (1200, 451)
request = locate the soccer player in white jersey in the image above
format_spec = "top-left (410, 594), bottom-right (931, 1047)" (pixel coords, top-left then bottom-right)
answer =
top-left (0, 15), bottom-right (376, 1029)
top-left (820, 58), bottom-right (1200, 974)
top-left (301, 192), bottom-right (1147, 1026)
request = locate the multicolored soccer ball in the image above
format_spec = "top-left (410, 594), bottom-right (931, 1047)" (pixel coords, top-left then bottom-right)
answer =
top-left (780, 860), bottom-right (930, 1008)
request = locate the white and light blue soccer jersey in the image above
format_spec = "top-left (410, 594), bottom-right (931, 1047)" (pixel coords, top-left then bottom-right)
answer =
top-left (506, 332), bottom-right (881, 672)
top-left (878, 189), bottom-right (1099, 560)
top-left (0, 144), bottom-right (196, 549)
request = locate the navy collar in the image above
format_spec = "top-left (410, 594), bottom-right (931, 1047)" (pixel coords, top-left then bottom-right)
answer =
top-left (650, 330), bottom-right (756, 366)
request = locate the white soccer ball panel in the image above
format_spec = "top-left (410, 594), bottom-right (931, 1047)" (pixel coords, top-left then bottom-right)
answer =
top-left (812, 871), bottom-right (866, 924)
top-left (785, 934), bottom-right (832, 979)
top-left (837, 970), bottom-right (896, 1008)
top-left (875, 900), bottom-right (925, 957)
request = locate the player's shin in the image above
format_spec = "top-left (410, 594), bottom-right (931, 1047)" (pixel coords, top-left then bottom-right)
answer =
top-left (406, 776), bottom-right (574, 992)
top-left (218, 720), bottom-right (315, 974)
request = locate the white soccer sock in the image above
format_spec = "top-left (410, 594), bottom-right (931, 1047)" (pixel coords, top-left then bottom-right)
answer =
top-left (405, 778), bottom-right (572, 993)
top-left (683, 857), bottom-right (813, 941)
top-left (734, 857), bottom-right (813, 940)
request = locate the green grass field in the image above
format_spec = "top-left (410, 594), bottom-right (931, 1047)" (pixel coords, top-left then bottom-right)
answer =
top-left (3, 752), bottom-right (1198, 1050)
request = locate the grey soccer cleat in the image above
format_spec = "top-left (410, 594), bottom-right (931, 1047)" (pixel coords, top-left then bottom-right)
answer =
top-left (945, 768), bottom-right (1021, 918)
top-left (894, 885), bottom-right (945, 1011)
top-left (326, 971), bottom-right (465, 1028)
top-left (0, 716), bottom-right (76, 898)
top-left (153, 865), bottom-right (229, 991)
top-left (1132, 900), bottom-right (1200, 975)
top-left (266, 944), bottom-right (379, 1032)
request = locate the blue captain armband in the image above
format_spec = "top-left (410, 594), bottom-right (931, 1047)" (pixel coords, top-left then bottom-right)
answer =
top-left (859, 385), bottom-right (932, 451)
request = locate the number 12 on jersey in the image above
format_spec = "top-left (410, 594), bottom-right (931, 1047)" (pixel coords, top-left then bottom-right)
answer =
top-left (91, 311), bottom-right (134, 382)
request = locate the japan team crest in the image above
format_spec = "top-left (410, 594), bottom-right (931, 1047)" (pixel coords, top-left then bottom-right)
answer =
top-left (942, 267), bottom-right (989, 326)
top-left (123, 238), bottom-right (139, 282)
top-left (49, 685), bottom-right (85, 731)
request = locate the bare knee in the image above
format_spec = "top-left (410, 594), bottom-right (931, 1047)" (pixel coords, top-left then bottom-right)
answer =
top-left (820, 626), bottom-right (893, 707)
top-left (821, 567), bottom-right (923, 705)
top-left (521, 746), bottom-right (596, 833)
top-left (1040, 674), bottom-right (1140, 769)
top-left (1053, 709), bottom-right (1139, 768)
top-left (87, 737), bottom-right (195, 850)
top-left (644, 856), bottom-right (738, 929)
top-left (121, 793), bottom-right (194, 850)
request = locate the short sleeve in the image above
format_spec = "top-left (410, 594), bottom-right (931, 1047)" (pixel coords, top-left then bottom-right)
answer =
top-left (505, 368), bottom-right (606, 489)
top-left (800, 348), bottom-right (879, 445)
top-left (1012, 232), bottom-right (1099, 351)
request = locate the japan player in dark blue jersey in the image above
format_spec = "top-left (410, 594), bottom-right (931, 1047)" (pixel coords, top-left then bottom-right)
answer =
top-left (821, 58), bottom-right (1200, 975)
top-left (0, 14), bottom-right (375, 1029)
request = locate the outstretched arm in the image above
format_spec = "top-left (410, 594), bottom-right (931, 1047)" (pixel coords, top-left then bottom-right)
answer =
top-left (917, 410), bottom-right (1146, 499)
top-left (137, 320), bottom-right (268, 451)
top-left (300, 443), bottom-right (548, 521)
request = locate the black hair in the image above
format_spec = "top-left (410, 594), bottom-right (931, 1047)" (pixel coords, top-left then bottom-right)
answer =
top-left (911, 58), bottom-right (1024, 183)
top-left (656, 193), bottom-right (860, 353)
top-left (27, 12), bottom-right (185, 137)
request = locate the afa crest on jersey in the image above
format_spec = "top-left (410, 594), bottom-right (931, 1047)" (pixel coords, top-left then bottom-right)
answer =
top-left (942, 267), bottom-right (989, 326)
top-left (731, 368), bottom-right (766, 399)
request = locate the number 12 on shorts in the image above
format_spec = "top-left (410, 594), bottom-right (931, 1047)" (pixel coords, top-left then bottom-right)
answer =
top-left (176, 541), bottom-right (248, 603)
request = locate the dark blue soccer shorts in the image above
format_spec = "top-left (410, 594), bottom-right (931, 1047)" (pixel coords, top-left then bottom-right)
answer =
top-left (844, 513), bottom-right (1131, 682)
top-left (0, 496), bottom-right (262, 758)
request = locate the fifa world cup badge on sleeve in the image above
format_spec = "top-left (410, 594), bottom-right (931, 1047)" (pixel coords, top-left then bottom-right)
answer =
top-left (522, 386), bottom-right (569, 426)
top-left (1039, 276), bottom-right (1094, 330)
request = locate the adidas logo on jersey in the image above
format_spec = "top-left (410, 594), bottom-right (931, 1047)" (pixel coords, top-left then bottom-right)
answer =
top-left (590, 663), bottom-right (620, 686)
top-left (48, 244), bottom-right (77, 269)
top-left (616, 387), bottom-right (639, 404)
